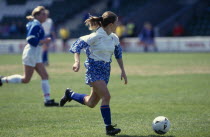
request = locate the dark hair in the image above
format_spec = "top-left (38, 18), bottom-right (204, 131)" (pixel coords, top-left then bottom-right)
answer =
top-left (85, 11), bottom-right (117, 30)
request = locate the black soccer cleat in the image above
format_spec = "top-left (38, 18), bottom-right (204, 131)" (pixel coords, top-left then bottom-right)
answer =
top-left (60, 88), bottom-right (73, 107)
top-left (0, 76), bottom-right (4, 86)
top-left (44, 99), bottom-right (59, 107)
top-left (106, 124), bottom-right (121, 136)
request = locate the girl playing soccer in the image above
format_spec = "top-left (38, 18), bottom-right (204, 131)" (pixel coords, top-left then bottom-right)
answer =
top-left (0, 6), bottom-right (58, 106)
top-left (60, 11), bottom-right (127, 136)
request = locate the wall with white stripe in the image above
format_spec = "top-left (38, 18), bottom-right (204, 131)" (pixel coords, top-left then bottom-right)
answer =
top-left (0, 37), bottom-right (210, 54)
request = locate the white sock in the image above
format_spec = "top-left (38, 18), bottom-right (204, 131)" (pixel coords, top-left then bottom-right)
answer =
top-left (1, 75), bottom-right (22, 83)
top-left (41, 80), bottom-right (51, 102)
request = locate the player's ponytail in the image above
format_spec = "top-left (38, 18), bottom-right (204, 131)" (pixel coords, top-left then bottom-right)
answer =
top-left (26, 6), bottom-right (45, 21)
top-left (85, 11), bottom-right (117, 30)
top-left (85, 16), bottom-right (102, 30)
top-left (26, 15), bottom-right (34, 20)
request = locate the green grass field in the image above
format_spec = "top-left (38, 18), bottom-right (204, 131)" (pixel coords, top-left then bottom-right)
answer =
top-left (0, 53), bottom-right (210, 137)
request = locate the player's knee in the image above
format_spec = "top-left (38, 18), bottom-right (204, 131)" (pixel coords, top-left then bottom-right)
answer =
top-left (102, 94), bottom-right (111, 102)
top-left (22, 78), bottom-right (30, 83)
top-left (87, 102), bottom-right (97, 108)
top-left (41, 74), bottom-right (49, 80)
top-left (107, 94), bottom-right (111, 100)
top-left (88, 103), bottom-right (96, 108)
top-left (45, 75), bottom-right (49, 80)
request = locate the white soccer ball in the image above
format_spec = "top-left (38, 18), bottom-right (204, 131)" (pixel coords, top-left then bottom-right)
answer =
top-left (152, 116), bottom-right (170, 135)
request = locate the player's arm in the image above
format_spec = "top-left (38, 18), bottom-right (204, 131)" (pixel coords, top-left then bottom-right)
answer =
top-left (73, 53), bottom-right (80, 72)
top-left (40, 37), bottom-right (51, 44)
top-left (114, 44), bottom-right (127, 84)
top-left (70, 38), bottom-right (88, 72)
top-left (116, 58), bottom-right (127, 84)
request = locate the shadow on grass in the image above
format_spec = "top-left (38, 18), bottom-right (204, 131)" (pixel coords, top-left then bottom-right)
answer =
top-left (62, 104), bottom-right (81, 108)
top-left (117, 135), bottom-right (174, 137)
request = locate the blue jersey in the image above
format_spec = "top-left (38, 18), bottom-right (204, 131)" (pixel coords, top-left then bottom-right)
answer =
top-left (26, 19), bottom-right (45, 47)
top-left (138, 28), bottom-right (154, 42)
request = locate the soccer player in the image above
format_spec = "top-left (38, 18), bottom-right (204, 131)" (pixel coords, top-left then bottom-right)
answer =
top-left (42, 9), bottom-right (56, 66)
top-left (138, 22), bottom-right (158, 52)
top-left (0, 6), bottom-right (58, 107)
top-left (60, 11), bottom-right (128, 136)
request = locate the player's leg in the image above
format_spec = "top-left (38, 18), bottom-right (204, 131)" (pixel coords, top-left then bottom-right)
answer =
top-left (35, 63), bottom-right (49, 101)
top-left (144, 43), bottom-right (148, 52)
top-left (42, 44), bottom-right (49, 66)
top-left (62, 39), bottom-right (67, 52)
top-left (22, 65), bottom-right (35, 83)
top-left (83, 87), bottom-right (100, 108)
top-left (91, 80), bottom-right (110, 106)
top-left (60, 87), bottom-right (100, 108)
top-left (60, 87), bottom-right (87, 106)
top-left (35, 63), bottom-right (58, 106)
top-left (152, 44), bottom-right (158, 52)
top-left (91, 80), bottom-right (121, 136)
top-left (0, 65), bottom-right (34, 85)
top-left (35, 63), bottom-right (48, 79)
top-left (60, 81), bottom-right (108, 107)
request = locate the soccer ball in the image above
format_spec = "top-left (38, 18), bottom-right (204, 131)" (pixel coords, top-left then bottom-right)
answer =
top-left (152, 116), bottom-right (170, 135)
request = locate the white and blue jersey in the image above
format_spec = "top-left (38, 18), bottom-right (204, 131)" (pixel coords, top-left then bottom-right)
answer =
top-left (26, 19), bottom-right (45, 47)
top-left (70, 27), bottom-right (122, 86)
top-left (22, 19), bottom-right (44, 67)
top-left (42, 18), bottom-right (54, 40)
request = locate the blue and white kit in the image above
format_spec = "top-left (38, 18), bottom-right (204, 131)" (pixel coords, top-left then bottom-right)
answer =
top-left (70, 27), bottom-right (122, 86)
top-left (22, 19), bottom-right (45, 67)
top-left (42, 18), bottom-right (54, 39)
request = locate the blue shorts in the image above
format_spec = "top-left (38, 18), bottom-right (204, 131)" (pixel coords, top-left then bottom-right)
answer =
top-left (84, 58), bottom-right (111, 86)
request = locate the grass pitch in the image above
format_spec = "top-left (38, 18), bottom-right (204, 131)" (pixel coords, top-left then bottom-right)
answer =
top-left (0, 53), bottom-right (210, 137)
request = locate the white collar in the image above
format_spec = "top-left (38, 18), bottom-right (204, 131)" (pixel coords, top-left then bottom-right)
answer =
top-left (96, 27), bottom-right (112, 37)
top-left (34, 19), bottom-right (41, 25)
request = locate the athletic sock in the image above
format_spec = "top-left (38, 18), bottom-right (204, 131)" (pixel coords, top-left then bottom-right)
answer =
top-left (1, 75), bottom-right (22, 83)
top-left (41, 80), bottom-right (50, 102)
top-left (100, 105), bottom-right (111, 126)
top-left (70, 92), bottom-right (87, 105)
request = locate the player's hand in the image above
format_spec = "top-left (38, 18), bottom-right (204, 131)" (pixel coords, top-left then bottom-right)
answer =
top-left (72, 62), bottom-right (80, 72)
top-left (121, 71), bottom-right (127, 85)
top-left (40, 37), bottom-right (51, 44)
top-left (44, 37), bottom-right (51, 44)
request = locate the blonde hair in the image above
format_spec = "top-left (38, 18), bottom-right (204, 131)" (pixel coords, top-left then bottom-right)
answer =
top-left (26, 6), bottom-right (46, 20)
top-left (45, 9), bottom-right (49, 17)
top-left (85, 11), bottom-right (117, 30)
